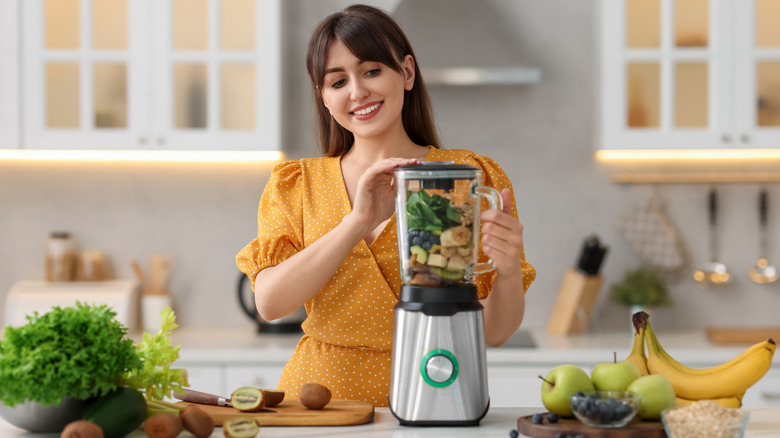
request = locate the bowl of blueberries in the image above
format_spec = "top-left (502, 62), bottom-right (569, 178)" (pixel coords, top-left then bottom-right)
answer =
top-left (569, 390), bottom-right (640, 428)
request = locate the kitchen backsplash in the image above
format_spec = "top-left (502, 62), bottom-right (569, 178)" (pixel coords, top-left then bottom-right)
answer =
top-left (3, 0), bottom-right (780, 332)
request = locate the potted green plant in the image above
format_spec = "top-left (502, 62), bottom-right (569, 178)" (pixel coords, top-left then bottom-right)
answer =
top-left (610, 266), bottom-right (671, 314)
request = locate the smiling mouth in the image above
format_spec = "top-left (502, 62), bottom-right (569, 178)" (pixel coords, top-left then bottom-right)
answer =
top-left (352, 102), bottom-right (381, 116)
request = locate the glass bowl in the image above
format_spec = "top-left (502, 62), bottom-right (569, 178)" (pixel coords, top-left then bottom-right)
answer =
top-left (662, 404), bottom-right (750, 438)
top-left (569, 390), bottom-right (640, 428)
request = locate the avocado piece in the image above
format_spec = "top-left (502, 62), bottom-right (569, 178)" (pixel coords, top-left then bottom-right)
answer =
top-left (410, 245), bottom-right (428, 264)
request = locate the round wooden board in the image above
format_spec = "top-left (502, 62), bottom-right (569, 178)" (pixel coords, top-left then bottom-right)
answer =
top-left (517, 413), bottom-right (667, 438)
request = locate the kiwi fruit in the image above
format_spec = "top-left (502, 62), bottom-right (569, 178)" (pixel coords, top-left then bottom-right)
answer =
top-left (143, 412), bottom-right (182, 438)
top-left (179, 405), bottom-right (215, 438)
top-left (261, 389), bottom-right (285, 407)
top-left (223, 417), bottom-right (260, 438)
top-left (299, 383), bottom-right (332, 410)
top-left (61, 420), bottom-right (104, 438)
top-left (230, 387), bottom-right (265, 412)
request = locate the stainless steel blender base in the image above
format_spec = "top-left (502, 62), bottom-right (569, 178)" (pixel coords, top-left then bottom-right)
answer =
top-left (388, 307), bottom-right (490, 425)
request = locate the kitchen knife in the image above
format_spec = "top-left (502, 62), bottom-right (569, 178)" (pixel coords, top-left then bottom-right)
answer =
top-left (174, 388), bottom-right (231, 407)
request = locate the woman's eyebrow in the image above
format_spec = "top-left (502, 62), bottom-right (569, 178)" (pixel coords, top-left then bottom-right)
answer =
top-left (324, 60), bottom-right (369, 75)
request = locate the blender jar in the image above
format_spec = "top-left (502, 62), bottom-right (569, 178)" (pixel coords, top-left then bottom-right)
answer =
top-left (394, 162), bottom-right (502, 288)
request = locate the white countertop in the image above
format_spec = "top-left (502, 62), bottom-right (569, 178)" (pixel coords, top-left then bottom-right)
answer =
top-left (166, 327), bottom-right (764, 366)
top-left (2, 407), bottom-right (779, 437)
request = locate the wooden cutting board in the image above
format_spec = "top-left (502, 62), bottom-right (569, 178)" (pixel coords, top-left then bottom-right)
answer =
top-left (177, 399), bottom-right (373, 427)
top-left (706, 327), bottom-right (780, 344)
top-left (517, 413), bottom-right (666, 438)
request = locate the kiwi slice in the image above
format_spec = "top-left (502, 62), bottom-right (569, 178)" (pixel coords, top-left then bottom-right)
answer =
top-left (430, 267), bottom-right (463, 280)
top-left (223, 417), bottom-right (260, 438)
top-left (230, 387), bottom-right (265, 412)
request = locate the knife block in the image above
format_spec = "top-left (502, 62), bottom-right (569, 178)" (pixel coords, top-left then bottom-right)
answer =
top-left (546, 268), bottom-right (603, 335)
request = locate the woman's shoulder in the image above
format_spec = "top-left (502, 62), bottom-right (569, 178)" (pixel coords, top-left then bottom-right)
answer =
top-left (271, 156), bottom-right (338, 177)
top-left (428, 147), bottom-right (502, 168)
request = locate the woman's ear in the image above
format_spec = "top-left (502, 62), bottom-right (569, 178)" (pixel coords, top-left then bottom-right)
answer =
top-left (402, 54), bottom-right (415, 91)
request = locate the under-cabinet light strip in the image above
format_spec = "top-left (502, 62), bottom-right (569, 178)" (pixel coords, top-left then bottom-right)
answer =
top-left (596, 149), bottom-right (780, 161)
top-left (0, 149), bottom-right (284, 163)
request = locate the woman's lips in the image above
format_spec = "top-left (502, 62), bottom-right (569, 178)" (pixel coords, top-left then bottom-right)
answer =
top-left (351, 102), bottom-right (382, 120)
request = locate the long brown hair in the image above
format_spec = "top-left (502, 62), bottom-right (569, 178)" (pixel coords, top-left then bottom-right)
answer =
top-left (306, 4), bottom-right (441, 157)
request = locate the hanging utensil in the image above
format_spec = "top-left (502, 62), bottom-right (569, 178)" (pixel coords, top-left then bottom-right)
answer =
top-left (693, 188), bottom-right (731, 287)
top-left (748, 188), bottom-right (778, 284)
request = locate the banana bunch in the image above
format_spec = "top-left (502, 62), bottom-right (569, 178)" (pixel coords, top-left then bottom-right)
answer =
top-left (628, 312), bottom-right (776, 408)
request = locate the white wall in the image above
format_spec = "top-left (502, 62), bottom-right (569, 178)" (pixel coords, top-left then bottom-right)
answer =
top-left (2, 0), bottom-right (779, 332)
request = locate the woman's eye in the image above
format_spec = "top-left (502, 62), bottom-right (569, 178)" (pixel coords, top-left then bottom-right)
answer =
top-left (366, 69), bottom-right (381, 77)
top-left (330, 79), bottom-right (346, 89)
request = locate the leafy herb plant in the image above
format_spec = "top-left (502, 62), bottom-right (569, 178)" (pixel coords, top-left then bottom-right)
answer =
top-left (610, 266), bottom-right (672, 308)
top-left (0, 303), bottom-right (141, 407)
top-left (119, 305), bottom-right (188, 401)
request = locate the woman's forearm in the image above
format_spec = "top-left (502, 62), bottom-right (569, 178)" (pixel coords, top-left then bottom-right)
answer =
top-left (481, 271), bottom-right (526, 347)
top-left (254, 213), bottom-right (371, 320)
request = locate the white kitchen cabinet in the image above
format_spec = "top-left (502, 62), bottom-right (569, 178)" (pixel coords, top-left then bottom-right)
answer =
top-left (488, 364), bottom-right (595, 408)
top-left (4, 0), bottom-right (280, 151)
top-left (224, 364), bottom-right (286, 393)
top-left (600, 0), bottom-right (780, 150)
top-left (742, 367), bottom-right (780, 408)
top-left (176, 363), bottom-right (224, 398)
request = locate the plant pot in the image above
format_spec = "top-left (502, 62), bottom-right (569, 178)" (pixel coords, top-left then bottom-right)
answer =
top-left (0, 396), bottom-right (93, 433)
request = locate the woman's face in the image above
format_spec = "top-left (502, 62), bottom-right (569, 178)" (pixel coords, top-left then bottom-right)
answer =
top-left (320, 39), bottom-right (415, 142)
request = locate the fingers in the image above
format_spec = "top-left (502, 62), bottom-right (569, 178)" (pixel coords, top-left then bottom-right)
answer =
top-left (480, 209), bottom-right (524, 271)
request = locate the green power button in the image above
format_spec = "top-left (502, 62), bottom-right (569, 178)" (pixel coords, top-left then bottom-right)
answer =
top-left (420, 349), bottom-right (459, 387)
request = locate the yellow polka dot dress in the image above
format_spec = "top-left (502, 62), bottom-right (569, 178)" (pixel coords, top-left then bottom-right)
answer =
top-left (236, 147), bottom-right (536, 407)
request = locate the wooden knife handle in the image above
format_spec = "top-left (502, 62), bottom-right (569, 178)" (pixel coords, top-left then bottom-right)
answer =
top-left (174, 388), bottom-right (227, 406)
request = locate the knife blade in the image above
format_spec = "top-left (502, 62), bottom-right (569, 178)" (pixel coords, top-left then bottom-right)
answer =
top-left (174, 388), bottom-right (231, 407)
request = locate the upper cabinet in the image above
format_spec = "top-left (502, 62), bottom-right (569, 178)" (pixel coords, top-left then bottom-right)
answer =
top-left (7, 0), bottom-right (280, 151)
top-left (599, 0), bottom-right (780, 150)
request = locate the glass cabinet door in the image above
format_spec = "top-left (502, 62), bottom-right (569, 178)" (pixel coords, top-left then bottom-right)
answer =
top-left (24, 0), bottom-right (141, 149)
top-left (21, 0), bottom-right (280, 151)
top-left (601, 0), bottom-right (724, 150)
top-left (734, 0), bottom-right (780, 147)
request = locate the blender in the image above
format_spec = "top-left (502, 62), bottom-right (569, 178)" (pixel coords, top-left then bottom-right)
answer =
top-left (389, 161), bottom-right (502, 426)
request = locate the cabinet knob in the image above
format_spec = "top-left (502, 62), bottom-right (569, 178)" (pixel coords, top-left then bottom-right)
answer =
top-left (741, 134), bottom-right (750, 143)
top-left (157, 137), bottom-right (166, 145)
top-left (721, 134), bottom-right (732, 143)
top-left (138, 136), bottom-right (148, 145)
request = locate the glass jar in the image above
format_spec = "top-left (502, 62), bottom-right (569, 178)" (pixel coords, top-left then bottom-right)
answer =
top-left (45, 232), bottom-right (77, 282)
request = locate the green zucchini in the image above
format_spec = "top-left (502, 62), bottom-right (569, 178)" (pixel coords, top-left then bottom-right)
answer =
top-left (83, 387), bottom-right (147, 438)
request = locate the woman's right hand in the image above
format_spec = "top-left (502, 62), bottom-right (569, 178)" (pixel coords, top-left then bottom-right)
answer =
top-left (348, 157), bottom-right (419, 233)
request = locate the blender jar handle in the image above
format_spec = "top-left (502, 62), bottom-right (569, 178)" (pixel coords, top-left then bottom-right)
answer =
top-left (471, 185), bottom-right (503, 275)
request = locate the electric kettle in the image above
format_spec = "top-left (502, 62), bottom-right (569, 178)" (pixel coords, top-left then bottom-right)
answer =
top-left (388, 162), bottom-right (500, 426)
top-left (237, 273), bottom-right (306, 333)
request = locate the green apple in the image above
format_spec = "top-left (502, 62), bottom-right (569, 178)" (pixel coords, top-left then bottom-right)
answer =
top-left (539, 364), bottom-right (595, 417)
top-left (591, 354), bottom-right (642, 391)
top-left (627, 374), bottom-right (676, 420)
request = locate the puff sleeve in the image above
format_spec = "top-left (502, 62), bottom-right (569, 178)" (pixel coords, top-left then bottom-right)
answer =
top-left (236, 160), bottom-right (305, 291)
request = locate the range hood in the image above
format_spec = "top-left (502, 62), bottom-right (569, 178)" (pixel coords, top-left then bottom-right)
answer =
top-left (390, 0), bottom-right (542, 86)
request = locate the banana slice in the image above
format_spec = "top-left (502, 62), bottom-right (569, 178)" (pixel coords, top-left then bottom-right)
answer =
top-left (440, 226), bottom-right (471, 247)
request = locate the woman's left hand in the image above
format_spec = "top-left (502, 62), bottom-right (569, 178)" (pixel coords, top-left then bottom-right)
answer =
top-left (480, 189), bottom-right (525, 277)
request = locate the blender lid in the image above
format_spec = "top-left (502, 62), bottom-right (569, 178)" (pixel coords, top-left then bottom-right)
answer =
top-left (394, 161), bottom-right (479, 179)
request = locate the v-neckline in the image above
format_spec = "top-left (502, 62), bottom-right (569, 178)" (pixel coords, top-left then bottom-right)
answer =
top-left (335, 146), bottom-right (433, 248)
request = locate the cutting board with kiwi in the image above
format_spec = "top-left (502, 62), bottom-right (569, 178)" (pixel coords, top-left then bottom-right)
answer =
top-left (177, 399), bottom-right (374, 426)
top-left (517, 413), bottom-right (666, 437)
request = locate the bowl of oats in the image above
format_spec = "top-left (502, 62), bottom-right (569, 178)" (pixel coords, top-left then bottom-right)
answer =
top-left (662, 400), bottom-right (750, 438)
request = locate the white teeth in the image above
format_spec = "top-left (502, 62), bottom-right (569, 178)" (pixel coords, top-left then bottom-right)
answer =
top-left (353, 103), bottom-right (380, 115)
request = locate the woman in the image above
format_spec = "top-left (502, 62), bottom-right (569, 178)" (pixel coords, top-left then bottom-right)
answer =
top-left (236, 4), bottom-right (536, 407)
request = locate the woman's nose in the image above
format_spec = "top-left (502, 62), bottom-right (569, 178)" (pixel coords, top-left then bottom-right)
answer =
top-left (349, 80), bottom-right (369, 101)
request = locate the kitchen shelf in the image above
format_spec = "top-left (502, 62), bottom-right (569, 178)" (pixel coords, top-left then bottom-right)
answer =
top-left (422, 67), bottom-right (541, 86)
top-left (611, 172), bottom-right (780, 184)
